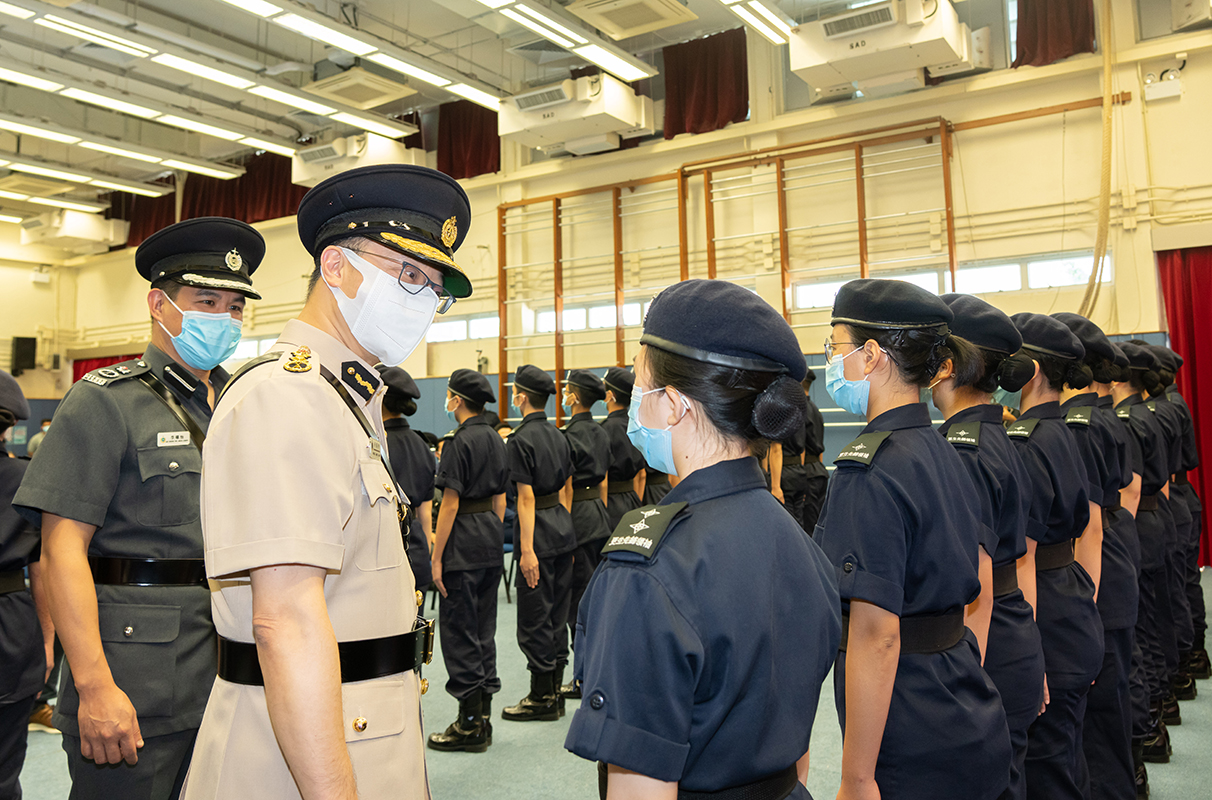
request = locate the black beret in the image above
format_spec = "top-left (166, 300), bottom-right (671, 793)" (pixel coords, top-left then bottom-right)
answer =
top-left (376, 365), bottom-right (420, 400)
top-left (136, 217), bottom-right (264, 300)
top-left (296, 164), bottom-right (472, 298)
top-left (642, 280), bottom-right (806, 380)
top-left (1108, 342), bottom-right (1129, 368)
top-left (1169, 348), bottom-right (1184, 368)
top-left (514, 364), bottom-right (555, 396)
top-left (0, 369), bottom-right (29, 420)
top-left (941, 294), bottom-right (1021, 354)
top-left (1145, 344), bottom-right (1179, 373)
top-left (603, 366), bottom-right (634, 397)
top-left (832, 279), bottom-right (952, 331)
top-left (1011, 313), bottom-right (1085, 361)
top-left (1052, 313), bottom-right (1115, 362)
top-left (1118, 342), bottom-right (1157, 371)
top-left (448, 368), bottom-right (495, 405)
top-left (565, 369), bottom-right (605, 404)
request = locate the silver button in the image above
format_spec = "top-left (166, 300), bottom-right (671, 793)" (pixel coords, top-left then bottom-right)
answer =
top-left (169, 461), bottom-right (179, 471)
top-left (123, 626), bottom-right (134, 638)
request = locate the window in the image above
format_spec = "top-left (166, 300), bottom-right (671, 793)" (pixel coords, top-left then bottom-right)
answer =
top-left (623, 303), bottom-right (642, 326)
top-left (537, 310), bottom-right (556, 334)
top-left (1026, 255), bottom-right (1110, 289)
top-left (229, 338), bottom-right (261, 362)
top-left (796, 280), bottom-right (847, 310)
top-left (469, 316), bottom-right (500, 339)
top-left (536, 308), bottom-right (589, 333)
top-left (892, 272), bottom-right (939, 294)
top-left (955, 264), bottom-right (1022, 294)
top-left (427, 319), bottom-right (467, 342)
top-left (589, 305), bottom-right (616, 329)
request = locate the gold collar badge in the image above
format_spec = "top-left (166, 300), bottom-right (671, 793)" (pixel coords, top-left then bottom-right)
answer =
top-left (284, 346), bottom-right (312, 373)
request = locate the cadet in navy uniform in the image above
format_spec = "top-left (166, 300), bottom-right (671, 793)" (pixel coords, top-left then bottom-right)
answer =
top-left (1052, 313), bottom-right (1140, 800)
top-left (600, 367), bottom-right (645, 531)
top-left (14, 218), bottom-right (262, 800)
top-left (0, 371), bottom-right (49, 799)
top-left (801, 368), bottom-right (828, 533)
top-left (566, 279), bottom-right (840, 798)
top-left (378, 366), bottom-right (436, 593)
top-left (503, 364), bottom-right (576, 722)
top-left (1005, 313), bottom-right (1103, 800)
top-left (814, 279), bottom-right (1009, 800)
top-left (934, 294), bottom-right (1042, 800)
top-left (429, 368), bottom-right (508, 752)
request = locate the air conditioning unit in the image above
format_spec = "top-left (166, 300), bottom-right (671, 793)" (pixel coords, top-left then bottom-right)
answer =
top-left (499, 73), bottom-right (649, 151)
top-left (304, 65), bottom-right (416, 110)
top-left (806, 82), bottom-right (857, 106)
top-left (291, 133), bottom-right (426, 187)
top-left (513, 80), bottom-right (576, 111)
top-left (926, 25), bottom-right (993, 79)
top-left (19, 210), bottom-right (128, 255)
top-left (566, 0), bottom-right (697, 41)
top-left (1173, 0), bottom-right (1212, 31)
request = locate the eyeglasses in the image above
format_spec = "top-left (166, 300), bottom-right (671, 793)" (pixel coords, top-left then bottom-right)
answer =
top-left (823, 339), bottom-right (862, 363)
top-left (357, 249), bottom-right (456, 314)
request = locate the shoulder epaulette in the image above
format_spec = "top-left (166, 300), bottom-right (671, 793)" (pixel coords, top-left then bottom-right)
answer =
top-left (80, 358), bottom-right (149, 387)
top-left (1145, 400), bottom-right (1157, 413)
top-left (1116, 406), bottom-right (1131, 419)
top-left (945, 423), bottom-right (981, 448)
top-left (834, 431), bottom-right (892, 467)
top-left (1065, 407), bottom-right (1093, 427)
top-left (1006, 417), bottom-right (1041, 439)
top-left (601, 502), bottom-right (689, 560)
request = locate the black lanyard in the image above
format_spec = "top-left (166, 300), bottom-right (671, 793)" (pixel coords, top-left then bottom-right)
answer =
top-left (138, 373), bottom-right (206, 453)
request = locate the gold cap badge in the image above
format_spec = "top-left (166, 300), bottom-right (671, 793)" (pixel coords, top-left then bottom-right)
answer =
top-left (225, 249), bottom-right (242, 271)
top-left (441, 216), bottom-right (458, 248)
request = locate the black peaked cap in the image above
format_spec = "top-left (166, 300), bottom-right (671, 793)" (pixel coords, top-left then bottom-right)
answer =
top-left (449, 368), bottom-right (495, 405)
top-left (136, 217), bottom-right (264, 300)
top-left (603, 366), bottom-right (635, 397)
top-left (514, 364), bottom-right (555, 396)
top-left (565, 369), bottom-right (605, 404)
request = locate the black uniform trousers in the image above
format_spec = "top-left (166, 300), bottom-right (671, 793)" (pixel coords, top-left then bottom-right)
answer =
top-left (63, 728), bottom-right (197, 800)
top-left (1025, 686), bottom-right (1089, 800)
top-left (1078, 626), bottom-right (1135, 800)
top-left (778, 463), bottom-right (806, 532)
top-left (1173, 484), bottom-right (1205, 648)
top-left (803, 474), bottom-right (828, 534)
top-left (0, 694), bottom-right (36, 800)
top-left (1162, 497), bottom-right (1194, 656)
top-left (563, 538), bottom-right (604, 658)
top-left (439, 566), bottom-right (504, 701)
top-left (516, 551), bottom-right (574, 674)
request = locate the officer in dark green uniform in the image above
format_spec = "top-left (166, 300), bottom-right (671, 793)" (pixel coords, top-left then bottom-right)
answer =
top-left (14, 218), bottom-right (262, 800)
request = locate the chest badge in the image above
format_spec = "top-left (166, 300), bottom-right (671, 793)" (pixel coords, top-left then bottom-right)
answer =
top-left (283, 346), bottom-right (312, 373)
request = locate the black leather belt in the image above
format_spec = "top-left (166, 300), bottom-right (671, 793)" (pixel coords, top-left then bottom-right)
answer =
top-left (572, 486), bottom-right (602, 503)
top-left (89, 556), bottom-right (207, 587)
top-left (1139, 494), bottom-right (1160, 512)
top-left (607, 481), bottom-right (636, 495)
top-left (535, 492), bottom-right (562, 510)
top-left (0, 570), bottom-right (26, 595)
top-left (218, 618), bottom-right (434, 686)
top-left (1036, 541), bottom-right (1075, 571)
top-left (1103, 502), bottom-right (1122, 515)
top-left (1173, 472), bottom-right (1189, 486)
top-left (839, 611), bottom-right (965, 655)
top-left (993, 563), bottom-right (1019, 597)
top-left (647, 472), bottom-right (669, 486)
top-left (598, 763), bottom-right (798, 800)
top-left (456, 497), bottom-right (494, 516)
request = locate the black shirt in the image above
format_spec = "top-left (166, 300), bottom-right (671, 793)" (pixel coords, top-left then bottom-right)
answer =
top-left (384, 416), bottom-right (436, 585)
top-left (602, 409), bottom-right (644, 483)
top-left (1115, 395), bottom-right (1169, 496)
top-left (507, 411), bottom-right (576, 558)
top-left (804, 398), bottom-right (826, 478)
top-left (1008, 401), bottom-right (1091, 546)
top-left (436, 414), bottom-right (509, 571)
top-left (563, 412), bottom-right (610, 489)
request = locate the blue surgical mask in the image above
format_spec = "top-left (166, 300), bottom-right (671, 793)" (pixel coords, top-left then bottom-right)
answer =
top-left (992, 388), bottom-right (1021, 409)
top-left (626, 384), bottom-right (688, 476)
top-left (825, 346), bottom-right (880, 417)
top-left (159, 296), bottom-right (242, 371)
top-left (445, 397), bottom-right (458, 424)
top-left (919, 377), bottom-right (944, 406)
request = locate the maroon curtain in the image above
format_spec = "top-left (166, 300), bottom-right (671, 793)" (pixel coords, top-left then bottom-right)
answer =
top-left (72, 354), bottom-right (141, 383)
top-left (437, 100), bottom-right (500, 180)
top-left (1157, 248), bottom-right (1212, 566)
top-left (662, 28), bottom-right (748, 140)
top-left (1012, 0), bottom-right (1096, 68)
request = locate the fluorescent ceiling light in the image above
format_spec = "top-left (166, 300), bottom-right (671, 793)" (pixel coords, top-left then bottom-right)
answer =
top-left (475, 0), bottom-right (513, 8)
top-left (60, 88), bottom-right (161, 119)
top-left (0, 214), bottom-right (23, 224)
top-left (215, 0), bottom-right (282, 16)
top-left (30, 196), bottom-right (107, 213)
top-left (366, 53), bottom-right (451, 88)
top-left (0, 190), bottom-right (29, 200)
top-left (572, 45), bottom-right (652, 82)
top-left (0, 2), bottom-right (35, 20)
top-left (35, 16), bottom-right (156, 59)
top-left (156, 115), bottom-right (244, 140)
top-left (273, 13), bottom-right (377, 56)
top-left (9, 163), bottom-right (89, 183)
top-left (0, 160), bottom-right (8, 167)
top-left (160, 159), bottom-right (243, 180)
top-left (747, 1), bottom-right (794, 37)
top-left (150, 54), bottom-right (255, 89)
top-left (515, 5), bottom-right (588, 44)
top-left (0, 118), bottom-right (80, 144)
top-left (79, 141), bottom-right (162, 164)
top-left (0, 66), bottom-right (63, 92)
top-left (500, 8), bottom-right (573, 48)
top-left (88, 179), bottom-right (170, 197)
top-left (249, 85), bottom-right (336, 115)
top-left (330, 111), bottom-right (413, 140)
top-left (447, 84), bottom-right (501, 110)
top-left (239, 136), bottom-right (297, 157)
top-left (731, 6), bottom-right (787, 45)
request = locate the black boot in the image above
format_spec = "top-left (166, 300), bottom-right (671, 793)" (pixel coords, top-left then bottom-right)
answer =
top-left (427, 689), bottom-right (488, 752)
top-left (1161, 691), bottom-right (1182, 726)
top-left (502, 671), bottom-right (560, 722)
top-left (1173, 672), bottom-right (1198, 701)
top-left (1141, 716), bottom-right (1171, 764)
top-left (1132, 739), bottom-right (1149, 799)
top-left (560, 679), bottom-right (583, 699)
top-left (1191, 648), bottom-right (1211, 680)
top-left (481, 694), bottom-right (493, 744)
top-left (554, 665), bottom-right (566, 718)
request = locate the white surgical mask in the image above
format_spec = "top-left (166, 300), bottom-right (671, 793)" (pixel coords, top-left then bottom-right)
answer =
top-left (329, 247), bottom-right (439, 366)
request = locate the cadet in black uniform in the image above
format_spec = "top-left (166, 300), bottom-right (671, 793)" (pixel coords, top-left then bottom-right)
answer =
top-left (642, 466), bottom-right (672, 504)
top-left (771, 387), bottom-right (808, 525)
top-left (429, 368), bottom-right (508, 751)
top-left (601, 367), bottom-right (645, 530)
top-left (566, 279), bottom-right (839, 797)
top-left (503, 365), bottom-right (576, 722)
top-left (14, 218), bottom-right (262, 800)
top-left (379, 366), bottom-right (436, 592)
top-left (1007, 313), bottom-right (1104, 800)
top-left (934, 294), bottom-right (1042, 800)
top-left (0, 371), bottom-right (48, 800)
top-left (801, 369), bottom-right (828, 533)
top-left (816, 279), bottom-right (1010, 800)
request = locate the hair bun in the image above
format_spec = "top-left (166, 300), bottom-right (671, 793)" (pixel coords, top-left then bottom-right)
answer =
top-left (1141, 370), bottom-right (1162, 395)
top-left (1068, 362), bottom-right (1094, 390)
top-left (997, 353), bottom-right (1036, 393)
top-left (1091, 361), bottom-right (1115, 385)
top-left (752, 375), bottom-right (807, 442)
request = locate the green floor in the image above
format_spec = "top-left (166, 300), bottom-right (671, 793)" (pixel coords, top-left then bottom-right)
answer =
top-left (20, 578), bottom-right (1212, 798)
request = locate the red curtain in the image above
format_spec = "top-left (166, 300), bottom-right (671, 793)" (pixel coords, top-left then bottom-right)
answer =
top-left (1157, 247), bottom-right (1212, 565)
top-left (438, 100), bottom-right (500, 180)
top-left (72, 354), bottom-right (142, 383)
top-left (1012, 0), bottom-right (1096, 68)
top-left (662, 28), bottom-right (748, 140)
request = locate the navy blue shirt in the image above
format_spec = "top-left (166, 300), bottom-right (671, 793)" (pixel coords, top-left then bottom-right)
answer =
top-left (1165, 389), bottom-right (1200, 471)
top-left (1060, 394), bottom-right (1112, 507)
top-left (1115, 396), bottom-right (1168, 496)
top-left (507, 411), bottom-right (576, 558)
top-left (564, 411), bottom-right (611, 546)
top-left (0, 447), bottom-right (43, 704)
top-left (384, 417), bottom-right (436, 586)
top-left (435, 414), bottom-right (509, 571)
top-left (566, 457), bottom-right (840, 788)
top-left (601, 409), bottom-right (644, 483)
top-left (1007, 401), bottom-right (1090, 545)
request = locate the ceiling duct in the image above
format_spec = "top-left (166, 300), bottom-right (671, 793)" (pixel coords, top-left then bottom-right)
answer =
top-left (566, 0), bottom-right (697, 41)
top-left (508, 38), bottom-right (579, 66)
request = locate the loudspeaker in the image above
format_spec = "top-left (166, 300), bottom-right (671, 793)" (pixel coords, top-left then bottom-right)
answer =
top-left (11, 337), bottom-right (35, 377)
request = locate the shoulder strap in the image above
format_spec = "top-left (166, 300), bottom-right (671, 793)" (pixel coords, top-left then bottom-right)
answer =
top-left (1065, 407), bottom-right (1093, 427)
top-left (1006, 417), bottom-right (1041, 439)
top-left (79, 359), bottom-right (148, 387)
top-left (945, 423), bottom-right (981, 448)
top-left (216, 351), bottom-right (285, 404)
top-left (1116, 405), bottom-right (1131, 419)
top-left (1145, 400), bottom-right (1157, 413)
top-left (834, 431), bottom-right (892, 467)
top-left (601, 502), bottom-right (689, 559)
top-left (136, 372), bottom-right (206, 453)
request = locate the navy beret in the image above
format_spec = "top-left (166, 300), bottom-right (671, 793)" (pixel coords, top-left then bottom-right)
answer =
top-left (514, 364), bottom-right (555, 396)
top-left (832, 279), bottom-right (952, 331)
top-left (1052, 313), bottom-right (1115, 362)
top-left (136, 217), bottom-right (264, 300)
top-left (1108, 342), bottom-right (1129, 368)
top-left (1169, 348), bottom-right (1184, 368)
top-left (565, 369), bottom-right (605, 404)
top-left (603, 366), bottom-right (634, 397)
top-left (1118, 342), bottom-right (1157, 371)
top-left (449, 368), bottom-right (495, 405)
top-left (1011, 313), bottom-right (1085, 361)
top-left (1144, 344), bottom-right (1179, 373)
top-left (376, 365), bottom-right (420, 400)
top-left (941, 294), bottom-right (1021, 354)
top-left (642, 280), bottom-right (806, 380)
top-left (296, 164), bottom-right (472, 298)
top-left (0, 369), bottom-right (29, 420)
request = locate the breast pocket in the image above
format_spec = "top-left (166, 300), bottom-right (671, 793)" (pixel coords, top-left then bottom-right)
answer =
top-left (135, 446), bottom-right (202, 527)
top-left (356, 459), bottom-right (405, 571)
top-left (98, 603), bottom-right (180, 719)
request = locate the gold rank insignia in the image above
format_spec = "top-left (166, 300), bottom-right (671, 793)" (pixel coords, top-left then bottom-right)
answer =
top-left (283, 346), bottom-right (312, 373)
top-left (340, 360), bottom-right (380, 401)
top-left (441, 216), bottom-right (458, 248)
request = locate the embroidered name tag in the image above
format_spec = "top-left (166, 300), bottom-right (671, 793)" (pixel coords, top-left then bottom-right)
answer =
top-left (1116, 407), bottom-right (1131, 419)
top-left (834, 431), bottom-right (892, 466)
top-left (1065, 408), bottom-right (1092, 426)
top-left (601, 502), bottom-right (688, 559)
top-left (1006, 418), bottom-right (1040, 439)
top-left (157, 431), bottom-right (191, 447)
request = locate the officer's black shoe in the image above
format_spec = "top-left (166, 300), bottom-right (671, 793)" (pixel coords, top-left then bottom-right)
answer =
top-left (482, 695), bottom-right (493, 745)
top-left (1191, 648), bottom-right (1211, 680)
top-left (427, 690), bottom-right (488, 753)
top-left (502, 672), bottom-right (560, 722)
top-left (1161, 692), bottom-right (1182, 726)
top-left (1173, 673), bottom-right (1197, 701)
top-left (560, 680), bottom-right (583, 699)
top-left (1141, 723), bottom-right (1171, 764)
top-left (554, 666), bottom-right (566, 718)
top-left (1133, 740), bottom-right (1149, 799)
